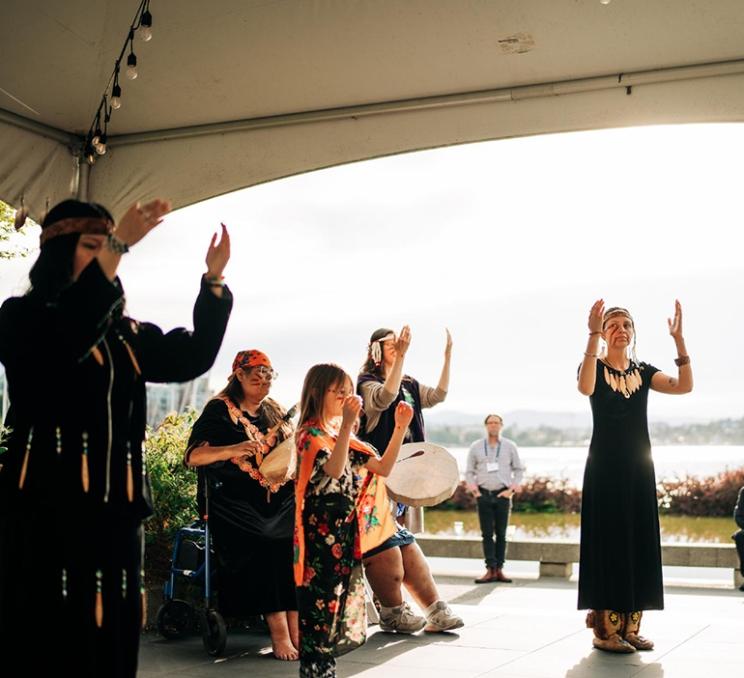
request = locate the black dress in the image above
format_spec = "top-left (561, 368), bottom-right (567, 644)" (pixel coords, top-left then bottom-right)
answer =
top-left (0, 260), bottom-right (232, 677)
top-left (578, 359), bottom-right (662, 612)
top-left (186, 398), bottom-right (296, 617)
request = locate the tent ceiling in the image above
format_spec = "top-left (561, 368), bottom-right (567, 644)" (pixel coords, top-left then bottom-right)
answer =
top-left (3, 0), bottom-right (744, 218)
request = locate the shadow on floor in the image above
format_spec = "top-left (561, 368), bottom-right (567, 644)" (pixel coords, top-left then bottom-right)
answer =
top-left (565, 653), bottom-right (664, 678)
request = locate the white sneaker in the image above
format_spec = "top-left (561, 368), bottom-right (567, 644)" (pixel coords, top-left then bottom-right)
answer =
top-left (379, 602), bottom-right (427, 634)
top-left (424, 601), bottom-right (464, 632)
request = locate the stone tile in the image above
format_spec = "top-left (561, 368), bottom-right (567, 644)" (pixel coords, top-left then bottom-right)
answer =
top-left (693, 625), bottom-right (744, 645)
top-left (638, 658), bottom-right (743, 678)
top-left (139, 574), bottom-right (744, 678)
top-left (435, 626), bottom-right (566, 652)
top-left (382, 644), bottom-right (521, 672)
top-left (338, 660), bottom-right (480, 677)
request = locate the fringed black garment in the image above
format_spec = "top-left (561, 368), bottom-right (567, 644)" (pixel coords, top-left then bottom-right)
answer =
top-left (0, 260), bottom-right (232, 677)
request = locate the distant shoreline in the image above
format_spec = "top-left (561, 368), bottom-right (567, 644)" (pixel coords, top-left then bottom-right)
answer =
top-left (429, 417), bottom-right (744, 447)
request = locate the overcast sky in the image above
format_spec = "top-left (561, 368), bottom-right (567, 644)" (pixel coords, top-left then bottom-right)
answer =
top-left (2, 123), bottom-right (743, 421)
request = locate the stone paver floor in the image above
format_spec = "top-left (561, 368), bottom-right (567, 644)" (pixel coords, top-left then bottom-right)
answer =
top-left (140, 574), bottom-right (744, 678)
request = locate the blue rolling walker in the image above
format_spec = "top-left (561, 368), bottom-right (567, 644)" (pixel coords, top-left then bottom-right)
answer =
top-left (155, 477), bottom-right (227, 656)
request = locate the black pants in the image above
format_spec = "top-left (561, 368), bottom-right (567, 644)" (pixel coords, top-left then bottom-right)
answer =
top-left (734, 529), bottom-right (744, 575)
top-left (476, 491), bottom-right (511, 568)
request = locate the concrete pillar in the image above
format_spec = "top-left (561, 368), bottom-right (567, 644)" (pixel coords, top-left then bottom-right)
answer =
top-left (539, 561), bottom-right (573, 579)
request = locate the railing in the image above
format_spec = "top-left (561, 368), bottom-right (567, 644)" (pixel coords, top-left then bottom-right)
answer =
top-left (416, 535), bottom-right (743, 588)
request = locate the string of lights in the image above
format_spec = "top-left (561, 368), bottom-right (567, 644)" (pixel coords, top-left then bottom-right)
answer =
top-left (83, 0), bottom-right (154, 165)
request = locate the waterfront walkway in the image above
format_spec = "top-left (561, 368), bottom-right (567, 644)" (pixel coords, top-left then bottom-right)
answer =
top-left (139, 566), bottom-right (744, 678)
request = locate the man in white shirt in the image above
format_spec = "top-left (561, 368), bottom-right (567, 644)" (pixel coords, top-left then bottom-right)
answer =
top-left (465, 414), bottom-right (525, 584)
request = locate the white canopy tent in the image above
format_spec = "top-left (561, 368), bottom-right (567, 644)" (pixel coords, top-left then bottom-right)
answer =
top-left (2, 0), bottom-right (744, 221)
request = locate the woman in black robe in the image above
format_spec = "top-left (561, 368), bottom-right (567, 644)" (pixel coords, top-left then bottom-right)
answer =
top-left (185, 349), bottom-right (298, 661)
top-left (0, 198), bottom-right (232, 677)
top-left (577, 300), bottom-right (693, 653)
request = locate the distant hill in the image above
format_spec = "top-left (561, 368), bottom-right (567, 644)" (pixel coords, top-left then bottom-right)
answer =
top-left (426, 410), bottom-right (744, 447)
top-left (425, 409), bottom-right (712, 429)
top-left (426, 409), bottom-right (591, 429)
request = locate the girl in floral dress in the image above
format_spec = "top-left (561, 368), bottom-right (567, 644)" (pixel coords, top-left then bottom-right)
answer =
top-left (294, 363), bottom-right (413, 678)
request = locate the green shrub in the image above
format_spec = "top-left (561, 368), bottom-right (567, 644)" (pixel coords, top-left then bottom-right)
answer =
top-left (433, 477), bottom-right (582, 513)
top-left (0, 425), bottom-right (9, 456)
top-left (144, 410), bottom-right (199, 582)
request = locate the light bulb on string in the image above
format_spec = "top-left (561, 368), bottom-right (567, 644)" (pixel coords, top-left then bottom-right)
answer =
top-left (600, 0), bottom-right (612, 5)
top-left (85, 8), bottom-right (161, 162)
top-left (111, 83), bottom-right (122, 109)
top-left (85, 142), bottom-right (97, 165)
top-left (91, 123), bottom-right (103, 147)
top-left (139, 10), bottom-right (153, 41)
top-left (126, 52), bottom-right (138, 80)
top-left (95, 133), bottom-right (108, 155)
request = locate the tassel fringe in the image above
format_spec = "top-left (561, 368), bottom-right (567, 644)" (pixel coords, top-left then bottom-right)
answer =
top-left (81, 432), bottom-right (90, 493)
top-left (95, 569), bottom-right (103, 628)
top-left (18, 428), bottom-right (33, 489)
top-left (126, 448), bottom-right (134, 502)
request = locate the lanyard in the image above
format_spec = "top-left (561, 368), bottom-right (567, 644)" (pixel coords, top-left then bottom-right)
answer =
top-left (484, 439), bottom-right (501, 459)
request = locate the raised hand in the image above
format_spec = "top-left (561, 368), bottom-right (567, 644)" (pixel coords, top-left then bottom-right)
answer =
top-left (444, 328), bottom-right (453, 360)
top-left (394, 401), bottom-right (414, 428)
top-left (115, 199), bottom-right (171, 247)
top-left (667, 299), bottom-right (683, 340)
top-left (395, 325), bottom-right (411, 358)
top-left (588, 299), bottom-right (605, 334)
top-left (206, 223), bottom-right (231, 278)
top-left (341, 395), bottom-right (363, 428)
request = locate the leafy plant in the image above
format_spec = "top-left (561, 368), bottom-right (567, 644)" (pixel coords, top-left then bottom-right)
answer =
top-left (144, 410), bottom-right (199, 581)
top-left (433, 468), bottom-right (744, 517)
top-left (433, 476), bottom-right (582, 513)
top-left (657, 467), bottom-right (744, 517)
top-left (0, 425), bottom-right (9, 456)
top-left (0, 200), bottom-right (34, 259)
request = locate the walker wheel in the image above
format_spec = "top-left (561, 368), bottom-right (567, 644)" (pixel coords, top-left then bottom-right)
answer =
top-left (201, 608), bottom-right (227, 656)
top-left (156, 599), bottom-right (193, 639)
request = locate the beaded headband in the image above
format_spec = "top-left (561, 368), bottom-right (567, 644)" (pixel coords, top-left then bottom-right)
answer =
top-left (39, 217), bottom-right (113, 246)
top-left (602, 307), bottom-right (634, 330)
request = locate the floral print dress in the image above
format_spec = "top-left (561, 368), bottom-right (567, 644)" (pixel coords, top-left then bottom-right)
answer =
top-left (294, 424), bottom-right (390, 678)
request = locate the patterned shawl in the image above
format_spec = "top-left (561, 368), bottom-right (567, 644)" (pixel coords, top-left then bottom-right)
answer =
top-left (293, 421), bottom-right (396, 586)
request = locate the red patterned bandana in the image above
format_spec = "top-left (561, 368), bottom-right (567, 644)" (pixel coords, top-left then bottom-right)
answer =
top-left (232, 349), bottom-right (272, 374)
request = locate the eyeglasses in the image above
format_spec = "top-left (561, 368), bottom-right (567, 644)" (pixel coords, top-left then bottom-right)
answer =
top-left (249, 366), bottom-right (278, 381)
top-left (328, 387), bottom-right (353, 398)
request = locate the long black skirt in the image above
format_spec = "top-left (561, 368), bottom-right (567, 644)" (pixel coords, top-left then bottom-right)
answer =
top-left (0, 507), bottom-right (143, 677)
top-left (578, 449), bottom-right (664, 612)
top-left (209, 490), bottom-right (297, 617)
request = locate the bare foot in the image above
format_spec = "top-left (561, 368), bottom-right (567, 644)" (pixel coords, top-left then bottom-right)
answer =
top-left (271, 638), bottom-right (298, 661)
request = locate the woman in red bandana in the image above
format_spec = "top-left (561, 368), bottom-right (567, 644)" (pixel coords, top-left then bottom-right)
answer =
top-left (0, 198), bottom-right (232, 677)
top-left (294, 363), bottom-right (413, 678)
top-left (186, 349), bottom-right (299, 660)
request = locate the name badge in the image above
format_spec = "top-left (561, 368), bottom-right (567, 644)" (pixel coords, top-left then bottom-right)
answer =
top-left (486, 462), bottom-right (499, 473)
